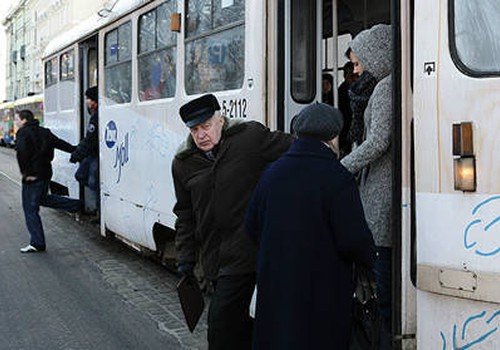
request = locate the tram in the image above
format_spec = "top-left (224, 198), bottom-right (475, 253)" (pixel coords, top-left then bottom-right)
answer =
top-left (0, 101), bottom-right (15, 147)
top-left (0, 94), bottom-right (43, 147)
top-left (41, 0), bottom-right (500, 348)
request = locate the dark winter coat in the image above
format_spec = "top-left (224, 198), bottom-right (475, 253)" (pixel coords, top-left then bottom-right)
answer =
top-left (172, 118), bottom-right (293, 280)
top-left (245, 138), bottom-right (376, 350)
top-left (70, 110), bottom-right (98, 163)
top-left (16, 120), bottom-right (76, 183)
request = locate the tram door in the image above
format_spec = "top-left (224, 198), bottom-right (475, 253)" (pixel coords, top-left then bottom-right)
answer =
top-left (280, 0), bottom-right (325, 132)
top-left (79, 36), bottom-right (99, 213)
top-left (414, 0), bottom-right (500, 348)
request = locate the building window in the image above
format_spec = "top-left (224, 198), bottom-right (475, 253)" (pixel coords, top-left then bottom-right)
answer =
top-left (138, 1), bottom-right (177, 101)
top-left (60, 50), bottom-right (75, 81)
top-left (451, 0), bottom-right (500, 76)
top-left (185, 0), bottom-right (245, 95)
top-left (104, 21), bottom-right (132, 103)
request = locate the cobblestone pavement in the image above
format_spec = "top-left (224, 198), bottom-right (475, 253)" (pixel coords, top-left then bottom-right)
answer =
top-left (0, 147), bottom-right (208, 349)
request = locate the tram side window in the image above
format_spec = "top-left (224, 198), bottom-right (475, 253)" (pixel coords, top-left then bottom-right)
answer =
top-left (138, 1), bottom-right (177, 101)
top-left (60, 50), bottom-right (75, 81)
top-left (185, 0), bottom-right (245, 94)
top-left (45, 57), bottom-right (58, 87)
top-left (452, 0), bottom-right (500, 74)
top-left (88, 49), bottom-right (98, 88)
top-left (105, 22), bottom-right (132, 103)
top-left (291, 0), bottom-right (316, 103)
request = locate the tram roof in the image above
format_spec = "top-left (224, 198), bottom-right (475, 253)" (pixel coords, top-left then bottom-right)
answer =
top-left (13, 94), bottom-right (44, 106)
top-left (43, 0), bottom-right (146, 59)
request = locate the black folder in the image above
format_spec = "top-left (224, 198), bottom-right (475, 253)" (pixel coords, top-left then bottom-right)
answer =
top-left (176, 275), bottom-right (205, 332)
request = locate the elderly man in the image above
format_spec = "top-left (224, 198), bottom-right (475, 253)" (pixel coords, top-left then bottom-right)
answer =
top-left (172, 94), bottom-right (292, 350)
top-left (245, 103), bottom-right (375, 350)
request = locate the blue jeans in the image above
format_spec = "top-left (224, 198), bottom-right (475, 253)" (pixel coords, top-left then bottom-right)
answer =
top-left (374, 246), bottom-right (393, 349)
top-left (75, 156), bottom-right (98, 191)
top-left (22, 179), bottom-right (81, 249)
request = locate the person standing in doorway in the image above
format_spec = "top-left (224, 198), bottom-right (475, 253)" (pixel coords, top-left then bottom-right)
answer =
top-left (15, 109), bottom-right (81, 253)
top-left (341, 24), bottom-right (394, 349)
top-left (70, 86), bottom-right (99, 194)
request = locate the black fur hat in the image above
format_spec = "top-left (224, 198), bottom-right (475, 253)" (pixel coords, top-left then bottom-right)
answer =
top-left (179, 94), bottom-right (221, 128)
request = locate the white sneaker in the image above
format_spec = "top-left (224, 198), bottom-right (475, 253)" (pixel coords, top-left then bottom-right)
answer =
top-left (20, 244), bottom-right (42, 253)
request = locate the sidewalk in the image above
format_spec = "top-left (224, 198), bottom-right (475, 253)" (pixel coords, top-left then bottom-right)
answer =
top-left (0, 148), bottom-right (208, 349)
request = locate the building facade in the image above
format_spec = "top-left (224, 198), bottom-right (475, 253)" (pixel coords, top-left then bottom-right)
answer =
top-left (2, 0), bottom-right (108, 101)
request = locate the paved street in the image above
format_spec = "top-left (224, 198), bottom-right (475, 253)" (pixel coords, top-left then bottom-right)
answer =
top-left (0, 147), bottom-right (208, 350)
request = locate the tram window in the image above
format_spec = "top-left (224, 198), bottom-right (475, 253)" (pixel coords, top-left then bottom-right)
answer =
top-left (186, 0), bottom-right (212, 38)
top-left (139, 10), bottom-right (156, 53)
top-left (44, 57), bottom-right (58, 87)
top-left (185, 0), bottom-right (245, 94)
top-left (60, 50), bottom-right (75, 81)
top-left (88, 49), bottom-right (98, 87)
top-left (291, 0), bottom-right (316, 103)
top-left (138, 1), bottom-right (177, 101)
top-left (104, 22), bottom-right (132, 103)
top-left (213, 0), bottom-right (245, 28)
top-left (105, 30), bottom-right (118, 66)
top-left (451, 0), bottom-right (500, 75)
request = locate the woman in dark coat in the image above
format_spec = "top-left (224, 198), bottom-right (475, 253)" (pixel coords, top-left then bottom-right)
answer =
top-left (245, 103), bottom-right (376, 350)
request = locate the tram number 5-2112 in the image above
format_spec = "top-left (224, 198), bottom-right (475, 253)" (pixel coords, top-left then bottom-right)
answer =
top-left (221, 98), bottom-right (248, 119)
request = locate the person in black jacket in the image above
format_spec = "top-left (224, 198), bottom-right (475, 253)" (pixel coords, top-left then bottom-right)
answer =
top-left (15, 109), bottom-right (81, 253)
top-left (172, 94), bottom-right (293, 350)
top-left (70, 86), bottom-right (99, 192)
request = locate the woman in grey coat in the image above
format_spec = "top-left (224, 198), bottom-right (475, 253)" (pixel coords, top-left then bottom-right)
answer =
top-left (340, 23), bottom-right (393, 347)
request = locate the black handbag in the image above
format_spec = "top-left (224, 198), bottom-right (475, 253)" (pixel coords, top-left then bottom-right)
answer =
top-left (350, 265), bottom-right (381, 350)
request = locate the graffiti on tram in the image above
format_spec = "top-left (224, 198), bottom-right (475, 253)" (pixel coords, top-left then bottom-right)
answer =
top-left (463, 196), bottom-right (500, 257)
top-left (440, 310), bottom-right (500, 349)
top-left (105, 120), bottom-right (130, 184)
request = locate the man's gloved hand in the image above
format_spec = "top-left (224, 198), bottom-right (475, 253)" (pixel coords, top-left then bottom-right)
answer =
top-left (176, 262), bottom-right (195, 277)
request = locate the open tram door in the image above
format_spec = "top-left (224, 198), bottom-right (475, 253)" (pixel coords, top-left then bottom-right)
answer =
top-left (275, 0), bottom-right (417, 348)
top-left (413, 0), bottom-right (500, 348)
top-left (78, 35), bottom-right (99, 214)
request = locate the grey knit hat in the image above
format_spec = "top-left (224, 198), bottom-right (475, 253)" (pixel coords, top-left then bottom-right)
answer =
top-left (292, 102), bottom-right (343, 141)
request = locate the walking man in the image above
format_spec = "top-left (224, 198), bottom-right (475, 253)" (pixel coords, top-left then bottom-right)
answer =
top-left (172, 94), bottom-right (292, 350)
top-left (15, 109), bottom-right (81, 253)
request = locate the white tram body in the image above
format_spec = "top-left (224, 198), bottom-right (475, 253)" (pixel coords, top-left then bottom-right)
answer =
top-left (41, 0), bottom-right (500, 348)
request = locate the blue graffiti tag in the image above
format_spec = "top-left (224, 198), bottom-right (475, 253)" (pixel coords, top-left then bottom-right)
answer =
top-left (463, 196), bottom-right (500, 257)
top-left (105, 121), bottom-right (117, 149)
top-left (441, 310), bottom-right (500, 349)
top-left (113, 132), bottom-right (129, 184)
top-left (105, 121), bottom-right (130, 184)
